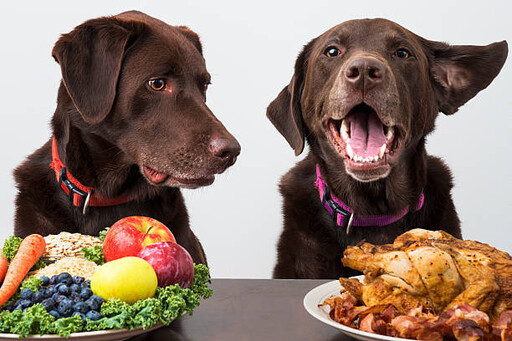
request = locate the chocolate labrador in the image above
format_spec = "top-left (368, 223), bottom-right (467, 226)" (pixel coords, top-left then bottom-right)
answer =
top-left (267, 19), bottom-right (507, 278)
top-left (13, 11), bottom-right (240, 265)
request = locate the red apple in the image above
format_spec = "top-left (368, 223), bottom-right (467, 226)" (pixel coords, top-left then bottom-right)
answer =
top-left (103, 216), bottom-right (176, 262)
top-left (137, 241), bottom-right (194, 288)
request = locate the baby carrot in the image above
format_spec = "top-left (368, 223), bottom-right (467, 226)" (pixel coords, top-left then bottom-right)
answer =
top-left (0, 234), bottom-right (46, 307)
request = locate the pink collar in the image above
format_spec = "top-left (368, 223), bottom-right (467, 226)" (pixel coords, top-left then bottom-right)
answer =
top-left (315, 164), bottom-right (424, 234)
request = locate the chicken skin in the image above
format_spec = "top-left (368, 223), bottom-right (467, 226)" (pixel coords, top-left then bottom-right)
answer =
top-left (341, 229), bottom-right (512, 321)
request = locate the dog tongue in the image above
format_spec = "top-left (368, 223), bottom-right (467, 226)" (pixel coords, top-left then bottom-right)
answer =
top-left (143, 166), bottom-right (168, 184)
top-left (347, 111), bottom-right (386, 157)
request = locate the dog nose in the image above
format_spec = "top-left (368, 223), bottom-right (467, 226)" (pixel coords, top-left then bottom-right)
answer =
top-left (344, 57), bottom-right (385, 92)
top-left (209, 137), bottom-right (241, 162)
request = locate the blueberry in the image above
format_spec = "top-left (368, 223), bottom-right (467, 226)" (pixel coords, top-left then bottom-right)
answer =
top-left (90, 295), bottom-right (104, 304)
top-left (85, 298), bottom-right (100, 311)
top-left (57, 299), bottom-right (73, 317)
top-left (84, 280), bottom-right (91, 287)
top-left (13, 304), bottom-right (22, 311)
top-left (2, 305), bottom-right (13, 312)
top-left (69, 294), bottom-right (79, 301)
top-left (57, 273), bottom-right (73, 285)
top-left (50, 275), bottom-right (59, 285)
top-left (33, 290), bottom-right (45, 303)
top-left (73, 301), bottom-right (89, 314)
top-left (52, 294), bottom-right (67, 304)
top-left (46, 286), bottom-right (56, 296)
top-left (19, 299), bottom-right (32, 309)
top-left (80, 288), bottom-right (93, 299)
top-left (49, 310), bottom-right (61, 319)
top-left (85, 310), bottom-right (101, 321)
top-left (73, 276), bottom-right (85, 285)
top-left (38, 288), bottom-right (47, 298)
top-left (20, 288), bottom-right (33, 300)
top-left (40, 276), bottom-right (50, 286)
top-left (57, 284), bottom-right (70, 296)
top-left (72, 311), bottom-right (86, 324)
top-left (41, 298), bottom-right (55, 311)
top-left (70, 283), bottom-right (80, 293)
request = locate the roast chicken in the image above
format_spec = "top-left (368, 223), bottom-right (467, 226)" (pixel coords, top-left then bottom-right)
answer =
top-left (341, 229), bottom-right (512, 322)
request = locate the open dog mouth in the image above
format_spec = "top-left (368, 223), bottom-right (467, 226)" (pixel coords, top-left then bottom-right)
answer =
top-left (142, 165), bottom-right (214, 187)
top-left (326, 103), bottom-right (404, 180)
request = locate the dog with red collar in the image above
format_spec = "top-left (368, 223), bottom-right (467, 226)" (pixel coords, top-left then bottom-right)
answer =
top-left (267, 18), bottom-right (507, 279)
top-left (13, 11), bottom-right (240, 265)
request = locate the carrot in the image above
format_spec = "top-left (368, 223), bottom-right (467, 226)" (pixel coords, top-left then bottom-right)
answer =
top-left (0, 234), bottom-right (46, 306)
top-left (0, 252), bottom-right (7, 284)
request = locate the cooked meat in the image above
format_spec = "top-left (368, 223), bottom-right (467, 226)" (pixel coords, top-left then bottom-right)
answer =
top-left (341, 228), bottom-right (512, 321)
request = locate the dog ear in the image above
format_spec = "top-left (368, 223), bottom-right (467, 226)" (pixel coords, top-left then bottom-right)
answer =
top-left (427, 40), bottom-right (508, 115)
top-left (52, 17), bottom-right (139, 124)
top-left (266, 42), bottom-right (314, 156)
top-left (177, 26), bottom-right (203, 55)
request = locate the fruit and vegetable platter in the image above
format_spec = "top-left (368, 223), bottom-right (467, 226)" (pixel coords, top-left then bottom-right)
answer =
top-left (0, 216), bottom-right (212, 338)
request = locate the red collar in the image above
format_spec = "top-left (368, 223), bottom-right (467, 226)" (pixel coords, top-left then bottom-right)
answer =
top-left (50, 136), bottom-right (133, 213)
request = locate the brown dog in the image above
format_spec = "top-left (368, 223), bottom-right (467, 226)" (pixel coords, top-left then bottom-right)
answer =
top-left (267, 19), bottom-right (507, 278)
top-left (13, 11), bottom-right (240, 265)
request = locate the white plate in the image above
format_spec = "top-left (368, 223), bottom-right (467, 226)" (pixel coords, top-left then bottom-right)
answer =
top-left (304, 279), bottom-right (413, 341)
top-left (0, 322), bottom-right (163, 340)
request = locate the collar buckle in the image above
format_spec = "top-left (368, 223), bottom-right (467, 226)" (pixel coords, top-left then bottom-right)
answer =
top-left (59, 167), bottom-right (88, 211)
top-left (322, 187), bottom-right (354, 232)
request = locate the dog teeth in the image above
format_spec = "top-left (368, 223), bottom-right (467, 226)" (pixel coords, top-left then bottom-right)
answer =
top-left (386, 126), bottom-right (395, 141)
top-left (379, 144), bottom-right (386, 158)
top-left (346, 144), bottom-right (354, 159)
top-left (340, 120), bottom-right (350, 142)
top-left (349, 144), bottom-right (388, 163)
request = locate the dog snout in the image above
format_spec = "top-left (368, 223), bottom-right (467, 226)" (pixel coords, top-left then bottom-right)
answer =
top-left (208, 136), bottom-right (241, 165)
top-left (344, 56), bottom-right (385, 93)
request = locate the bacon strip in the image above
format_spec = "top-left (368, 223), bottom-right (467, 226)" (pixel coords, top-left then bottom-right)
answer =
top-left (321, 291), bottom-right (512, 340)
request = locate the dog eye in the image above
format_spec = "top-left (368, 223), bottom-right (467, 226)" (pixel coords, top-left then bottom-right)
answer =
top-left (148, 79), bottom-right (166, 91)
top-left (324, 47), bottom-right (341, 57)
top-left (395, 48), bottom-right (411, 59)
top-left (203, 82), bottom-right (210, 93)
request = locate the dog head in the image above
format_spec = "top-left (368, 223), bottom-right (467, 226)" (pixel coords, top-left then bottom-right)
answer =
top-left (267, 19), bottom-right (507, 182)
top-left (52, 11), bottom-right (240, 189)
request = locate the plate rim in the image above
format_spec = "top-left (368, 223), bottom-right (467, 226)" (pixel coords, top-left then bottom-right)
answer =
top-left (303, 278), bottom-right (413, 341)
top-left (0, 321), bottom-right (164, 340)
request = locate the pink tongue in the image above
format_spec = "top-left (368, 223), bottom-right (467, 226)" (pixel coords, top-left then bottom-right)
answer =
top-left (347, 111), bottom-right (386, 157)
top-left (144, 166), bottom-right (168, 184)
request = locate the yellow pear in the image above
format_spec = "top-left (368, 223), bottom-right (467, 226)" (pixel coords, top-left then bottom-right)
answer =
top-left (91, 257), bottom-right (157, 304)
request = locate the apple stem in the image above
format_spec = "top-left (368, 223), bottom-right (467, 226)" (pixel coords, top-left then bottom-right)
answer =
top-left (146, 226), bottom-right (153, 234)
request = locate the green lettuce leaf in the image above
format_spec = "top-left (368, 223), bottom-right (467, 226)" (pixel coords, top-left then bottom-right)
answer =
top-left (98, 227), bottom-right (110, 242)
top-left (81, 245), bottom-right (105, 265)
top-left (81, 227), bottom-right (109, 265)
top-left (50, 315), bottom-right (83, 337)
top-left (1, 236), bottom-right (22, 260)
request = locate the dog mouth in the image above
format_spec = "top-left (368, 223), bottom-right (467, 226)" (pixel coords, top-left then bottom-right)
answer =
top-left (326, 103), bottom-right (404, 181)
top-left (142, 165), bottom-right (214, 187)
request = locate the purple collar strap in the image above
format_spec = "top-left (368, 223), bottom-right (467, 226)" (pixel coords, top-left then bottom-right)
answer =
top-left (315, 164), bottom-right (424, 234)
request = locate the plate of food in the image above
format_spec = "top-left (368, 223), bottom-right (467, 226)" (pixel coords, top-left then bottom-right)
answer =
top-left (0, 216), bottom-right (212, 339)
top-left (304, 277), bottom-right (406, 341)
top-left (304, 228), bottom-right (512, 341)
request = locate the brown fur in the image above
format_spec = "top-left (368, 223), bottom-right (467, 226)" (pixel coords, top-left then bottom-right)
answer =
top-left (13, 11), bottom-right (241, 265)
top-left (267, 19), bottom-right (507, 278)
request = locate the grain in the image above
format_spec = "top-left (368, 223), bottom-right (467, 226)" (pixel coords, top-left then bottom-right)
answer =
top-left (42, 232), bottom-right (101, 258)
top-left (31, 257), bottom-right (98, 280)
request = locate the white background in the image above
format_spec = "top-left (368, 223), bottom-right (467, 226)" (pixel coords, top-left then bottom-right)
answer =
top-left (0, 1), bottom-right (510, 278)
